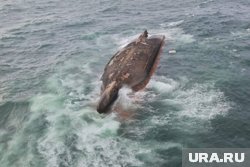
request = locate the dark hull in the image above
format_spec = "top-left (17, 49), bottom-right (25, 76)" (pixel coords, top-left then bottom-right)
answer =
top-left (101, 34), bottom-right (165, 91)
top-left (97, 30), bottom-right (165, 113)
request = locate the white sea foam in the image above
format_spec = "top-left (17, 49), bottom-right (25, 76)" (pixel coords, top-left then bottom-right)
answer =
top-left (148, 76), bottom-right (230, 121)
top-left (175, 83), bottom-right (230, 120)
top-left (152, 28), bottom-right (195, 44)
top-left (129, 75), bottom-right (232, 138)
top-left (28, 58), bottom-right (148, 167)
top-left (75, 111), bottom-right (144, 167)
top-left (113, 34), bottom-right (139, 49)
top-left (160, 20), bottom-right (184, 27)
top-left (148, 76), bottom-right (179, 94)
top-left (231, 29), bottom-right (250, 38)
top-left (34, 99), bottom-right (145, 167)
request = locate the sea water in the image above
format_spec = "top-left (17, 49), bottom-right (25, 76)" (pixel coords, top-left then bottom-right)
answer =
top-left (0, 0), bottom-right (250, 166)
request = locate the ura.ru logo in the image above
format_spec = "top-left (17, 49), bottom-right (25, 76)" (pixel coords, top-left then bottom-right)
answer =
top-left (189, 153), bottom-right (245, 163)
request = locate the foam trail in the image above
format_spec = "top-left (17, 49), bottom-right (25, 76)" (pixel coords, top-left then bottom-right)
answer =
top-left (147, 76), bottom-right (230, 122)
top-left (29, 58), bottom-right (149, 167)
top-left (160, 20), bottom-right (184, 27)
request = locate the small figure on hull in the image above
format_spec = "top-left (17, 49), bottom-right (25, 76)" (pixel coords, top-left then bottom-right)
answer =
top-left (97, 30), bottom-right (165, 113)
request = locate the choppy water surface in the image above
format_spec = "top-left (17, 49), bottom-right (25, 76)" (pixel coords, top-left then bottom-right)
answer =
top-left (0, 0), bottom-right (250, 166)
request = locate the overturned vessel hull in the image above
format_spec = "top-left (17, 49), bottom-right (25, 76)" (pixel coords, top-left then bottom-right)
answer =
top-left (97, 30), bottom-right (165, 113)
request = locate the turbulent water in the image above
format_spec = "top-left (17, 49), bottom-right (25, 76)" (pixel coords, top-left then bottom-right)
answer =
top-left (0, 0), bottom-right (250, 166)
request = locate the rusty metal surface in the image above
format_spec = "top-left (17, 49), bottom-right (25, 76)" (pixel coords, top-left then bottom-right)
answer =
top-left (101, 31), bottom-right (165, 92)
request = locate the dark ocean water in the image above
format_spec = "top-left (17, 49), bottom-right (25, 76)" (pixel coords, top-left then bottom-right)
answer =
top-left (0, 0), bottom-right (250, 166)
